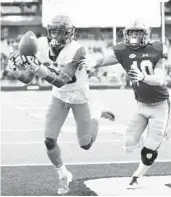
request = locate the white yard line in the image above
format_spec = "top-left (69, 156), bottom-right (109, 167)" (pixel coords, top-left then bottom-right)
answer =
top-left (1, 139), bottom-right (122, 145)
top-left (16, 106), bottom-right (47, 110)
top-left (1, 125), bottom-right (126, 133)
top-left (1, 159), bottom-right (171, 167)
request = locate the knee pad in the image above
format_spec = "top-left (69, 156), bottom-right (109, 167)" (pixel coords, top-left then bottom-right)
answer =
top-left (44, 138), bottom-right (56, 150)
top-left (80, 140), bottom-right (93, 150)
top-left (141, 147), bottom-right (158, 166)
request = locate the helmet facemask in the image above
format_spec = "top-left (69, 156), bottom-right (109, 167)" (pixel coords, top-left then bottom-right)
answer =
top-left (47, 25), bottom-right (75, 50)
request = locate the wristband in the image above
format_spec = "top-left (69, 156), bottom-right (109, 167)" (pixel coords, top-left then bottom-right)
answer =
top-left (35, 64), bottom-right (49, 78)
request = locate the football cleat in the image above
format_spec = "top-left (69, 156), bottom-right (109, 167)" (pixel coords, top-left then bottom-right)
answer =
top-left (101, 110), bottom-right (115, 121)
top-left (89, 99), bottom-right (115, 122)
top-left (56, 170), bottom-right (73, 195)
top-left (127, 176), bottom-right (141, 189)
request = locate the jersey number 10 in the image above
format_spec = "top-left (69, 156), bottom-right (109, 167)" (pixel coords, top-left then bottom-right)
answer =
top-left (131, 60), bottom-right (154, 75)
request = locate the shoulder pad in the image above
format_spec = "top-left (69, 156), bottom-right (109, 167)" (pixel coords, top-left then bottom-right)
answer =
top-left (37, 36), bottom-right (48, 44)
top-left (113, 42), bottom-right (126, 51)
top-left (37, 37), bottom-right (49, 49)
top-left (70, 41), bottom-right (86, 62)
top-left (70, 40), bottom-right (82, 50)
top-left (151, 41), bottom-right (163, 52)
top-left (65, 40), bottom-right (83, 56)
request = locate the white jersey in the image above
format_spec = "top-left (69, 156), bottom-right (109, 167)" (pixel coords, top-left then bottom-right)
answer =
top-left (36, 37), bottom-right (90, 104)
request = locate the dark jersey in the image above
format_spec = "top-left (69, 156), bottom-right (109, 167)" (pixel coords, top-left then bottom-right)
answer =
top-left (113, 41), bottom-right (169, 103)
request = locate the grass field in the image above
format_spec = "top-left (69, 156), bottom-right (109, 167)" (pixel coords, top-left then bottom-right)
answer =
top-left (1, 89), bottom-right (171, 196)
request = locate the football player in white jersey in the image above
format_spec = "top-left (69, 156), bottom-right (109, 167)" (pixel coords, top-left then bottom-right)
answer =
top-left (8, 15), bottom-right (115, 194)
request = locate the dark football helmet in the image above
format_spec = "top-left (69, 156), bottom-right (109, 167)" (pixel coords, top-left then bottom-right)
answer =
top-left (47, 15), bottom-right (75, 50)
top-left (123, 20), bottom-right (151, 49)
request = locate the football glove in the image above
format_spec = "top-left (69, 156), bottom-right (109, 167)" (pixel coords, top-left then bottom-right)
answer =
top-left (94, 58), bottom-right (103, 68)
top-left (78, 58), bottom-right (94, 71)
top-left (8, 52), bottom-right (27, 72)
top-left (21, 55), bottom-right (41, 72)
top-left (128, 68), bottom-right (145, 83)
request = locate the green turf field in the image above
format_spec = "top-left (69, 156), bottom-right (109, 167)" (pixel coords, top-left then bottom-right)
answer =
top-left (1, 89), bottom-right (171, 196)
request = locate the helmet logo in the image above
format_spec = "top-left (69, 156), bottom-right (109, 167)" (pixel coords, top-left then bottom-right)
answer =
top-left (129, 54), bottom-right (136, 59)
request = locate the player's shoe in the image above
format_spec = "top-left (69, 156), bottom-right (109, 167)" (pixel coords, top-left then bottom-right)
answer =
top-left (89, 99), bottom-right (115, 122)
top-left (56, 169), bottom-right (73, 195)
top-left (127, 176), bottom-right (141, 189)
top-left (101, 110), bottom-right (115, 121)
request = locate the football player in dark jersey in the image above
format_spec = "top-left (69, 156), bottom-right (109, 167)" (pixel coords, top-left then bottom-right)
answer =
top-left (94, 20), bottom-right (170, 188)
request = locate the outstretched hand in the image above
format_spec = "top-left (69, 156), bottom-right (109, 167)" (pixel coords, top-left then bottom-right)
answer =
top-left (78, 59), bottom-right (96, 71)
top-left (94, 58), bottom-right (103, 69)
top-left (8, 52), bottom-right (27, 72)
top-left (21, 55), bottom-right (41, 72)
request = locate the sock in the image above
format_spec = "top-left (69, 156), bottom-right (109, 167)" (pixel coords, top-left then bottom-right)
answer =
top-left (56, 165), bottom-right (68, 179)
top-left (89, 99), bottom-right (103, 122)
top-left (133, 161), bottom-right (150, 178)
top-left (47, 145), bottom-right (63, 168)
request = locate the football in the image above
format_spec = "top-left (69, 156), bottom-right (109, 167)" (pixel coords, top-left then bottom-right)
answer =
top-left (19, 31), bottom-right (38, 56)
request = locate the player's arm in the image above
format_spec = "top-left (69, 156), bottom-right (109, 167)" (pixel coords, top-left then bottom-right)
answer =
top-left (25, 46), bottom-right (85, 88)
top-left (8, 52), bottom-right (34, 84)
top-left (35, 61), bottom-right (78, 88)
top-left (94, 53), bottom-right (119, 68)
top-left (143, 58), bottom-right (165, 86)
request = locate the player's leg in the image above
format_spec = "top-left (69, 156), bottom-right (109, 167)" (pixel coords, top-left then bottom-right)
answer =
top-left (145, 101), bottom-right (170, 150)
top-left (44, 96), bottom-right (72, 194)
top-left (71, 102), bottom-right (98, 149)
top-left (71, 99), bottom-right (114, 150)
top-left (44, 96), bottom-right (69, 167)
top-left (129, 100), bottom-right (170, 188)
top-left (123, 108), bottom-right (148, 153)
top-left (72, 100), bottom-right (115, 149)
top-left (124, 111), bottom-right (148, 188)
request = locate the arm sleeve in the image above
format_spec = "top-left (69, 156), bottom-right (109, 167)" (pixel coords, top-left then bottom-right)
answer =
top-left (12, 68), bottom-right (34, 84)
top-left (72, 46), bottom-right (86, 63)
top-left (59, 46), bottom-right (85, 79)
top-left (143, 58), bottom-right (165, 86)
top-left (112, 46), bottom-right (122, 63)
top-left (35, 61), bottom-right (79, 88)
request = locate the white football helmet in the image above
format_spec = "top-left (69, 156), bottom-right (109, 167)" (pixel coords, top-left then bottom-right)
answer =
top-left (123, 20), bottom-right (151, 49)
